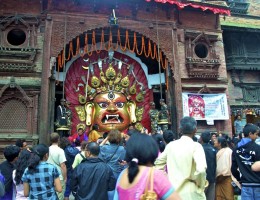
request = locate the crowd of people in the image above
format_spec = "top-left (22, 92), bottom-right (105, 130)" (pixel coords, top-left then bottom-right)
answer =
top-left (0, 117), bottom-right (259, 200)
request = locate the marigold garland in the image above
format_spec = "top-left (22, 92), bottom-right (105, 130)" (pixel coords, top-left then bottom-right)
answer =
top-left (57, 29), bottom-right (168, 70)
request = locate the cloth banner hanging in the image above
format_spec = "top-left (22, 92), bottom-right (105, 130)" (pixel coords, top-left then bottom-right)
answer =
top-left (182, 93), bottom-right (229, 120)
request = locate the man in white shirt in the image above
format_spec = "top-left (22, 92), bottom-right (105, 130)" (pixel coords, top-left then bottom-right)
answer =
top-left (155, 116), bottom-right (207, 200)
top-left (47, 132), bottom-right (67, 200)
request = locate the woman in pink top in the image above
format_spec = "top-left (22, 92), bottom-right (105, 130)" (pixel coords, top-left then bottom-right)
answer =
top-left (114, 133), bottom-right (180, 200)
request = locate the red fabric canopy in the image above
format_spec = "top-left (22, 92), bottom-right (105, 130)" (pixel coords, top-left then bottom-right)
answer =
top-left (146, 0), bottom-right (231, 16)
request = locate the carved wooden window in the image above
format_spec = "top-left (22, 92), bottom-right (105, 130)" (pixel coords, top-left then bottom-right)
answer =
top-left (0, 98), bottom-right (27, 130)
top-left (242, 87), bottom-right (260, 103)
top-left (185, 31), bottom-right (220, 79)
top-left (226, 0), bottom-right (250, 14)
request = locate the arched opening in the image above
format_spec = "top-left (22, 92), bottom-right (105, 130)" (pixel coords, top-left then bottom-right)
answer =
top-left (54, 27), bottom-right (172, 134)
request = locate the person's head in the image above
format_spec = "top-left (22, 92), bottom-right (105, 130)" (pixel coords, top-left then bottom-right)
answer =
top-left (200, 131), bottom-right (211, 144)
top-left (85, 142), bottom-right (100, 157)
top-left (92, 124), bottom-right (99, 131)
top-left (163, 130), bottom-right (175, 144)
top-left (150, 101), bottom-right (156, 109)
top-left (108, 129), bottom-right (122, 144)
top-left (214, 136), bottom-right (228, 149)
top-left (59, 137), bottom-right (71, 149)
top-left (103, 132), bottom-right (109, 139)
top-left (125, 133), bottom-right (158, 183)
top-left (80, 141), bottom-right (88, 151)
top-left (243, 123), bottom-right (259, 141)
top-left (236, 115), bottom-right (241, 120)
top-left (3, 145), bottom-right (20, 163)
top-left (50, 132), bottom-right (60, 144)
top-left (60, 98), bottom-right (66, 106)
top-left (128, 124), bottom-right (134, 130)
top-left (15, 149), bottom-right (31, 185)
top-left (159, 99), bottom-right (165, 105)
top-left (180, 116), bottom-right (197, 135)
top-left (211, 132), bottom-right (217, 141)
top-left (77, 128), bottom-right (84, 136)
top-left (28, 144), bottom-right (49, 173)
top-left (152, 133), bottom-right (165, 153)
top-left (127, 129), bottom-right (140, 137)
top-left (15, 139), bottom-right (27, 150)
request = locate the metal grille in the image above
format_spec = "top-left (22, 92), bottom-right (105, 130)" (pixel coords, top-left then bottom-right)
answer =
top-left (0, 99), bottom-right (27, 129)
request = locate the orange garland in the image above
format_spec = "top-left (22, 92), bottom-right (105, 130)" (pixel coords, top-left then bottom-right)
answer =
top-left (57, 29), bottom-right (168, 69)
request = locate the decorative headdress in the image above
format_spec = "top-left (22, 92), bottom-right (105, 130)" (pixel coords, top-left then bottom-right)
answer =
top-left (65, 50), bottom-right (150, 133)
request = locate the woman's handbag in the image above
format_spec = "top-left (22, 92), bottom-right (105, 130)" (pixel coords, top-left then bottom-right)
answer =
top-left (140, 167), bottom-right (158, 200)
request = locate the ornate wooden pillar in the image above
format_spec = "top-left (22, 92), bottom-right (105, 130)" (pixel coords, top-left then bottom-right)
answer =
top-left (39, 15), bottom-right (53, 144)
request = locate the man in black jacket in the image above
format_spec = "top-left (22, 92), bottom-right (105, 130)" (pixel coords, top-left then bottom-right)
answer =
top-left (200, 131), bottom-right (217, 200)
top-left (231, 123), bottom-right (260, 200)
top-left (71, 142), bottom-right (116, 200)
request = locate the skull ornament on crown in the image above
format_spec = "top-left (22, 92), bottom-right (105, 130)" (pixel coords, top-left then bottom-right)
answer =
top-left (64, 50), bottom-right (151, 133)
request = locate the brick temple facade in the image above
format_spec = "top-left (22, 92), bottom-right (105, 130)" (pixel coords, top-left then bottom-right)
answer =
top-left (1, 0), bottom-right (258, 154)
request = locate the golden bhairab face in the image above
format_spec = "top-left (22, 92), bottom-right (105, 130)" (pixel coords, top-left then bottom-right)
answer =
top-left (93, 92), bottom-right (131, 132)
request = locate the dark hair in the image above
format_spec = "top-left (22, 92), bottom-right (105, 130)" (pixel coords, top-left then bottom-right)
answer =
top-left (3, 145), bottom-right (20, 162)
top-left (217, 137), bottom-right (228, 148)
top-left (201, 132), bottom-right (211, 143)
top-left (86, 142), bottom-right (100, 156)
top-left (103, 132), bottom-right (109, 139)
top-left (80, 141), bottom-right (88, 151)
top-left (15, 149), bottom-right (31, 184)
top-left (108, 129), bottom-right (122, 144)
top-left (163, 130), bottom-right (175, 144)
top-left (92, 124), bottom-right (99, 131)
top-left (59, 137), bottom-right (71, 150)
top-left (28, 144), bottom-right (49, 174)
top-left (243, 123), bottom-right (259, 137)
top-left (127, 129), bottom-right (140, 137)
top-left (152, 133), bottom-right (165, 152)
top-left (125, 133), bottom-right (158, 183)
top-left (15, 139), bottom-right (26, 148)
top-left (50, 132), bottom-right (60, 143)
top-left (180, 117), bottom-right (197, 135)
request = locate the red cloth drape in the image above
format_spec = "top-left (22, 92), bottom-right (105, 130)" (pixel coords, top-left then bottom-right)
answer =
top-left (145, 0), bottom-right (231, 16)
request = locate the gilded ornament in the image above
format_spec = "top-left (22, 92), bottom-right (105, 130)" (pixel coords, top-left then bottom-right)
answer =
top-left (100, 71), bottom-right (107, 83)
top-left (135, 122), bottom-right (143, 132)
top-left (121, 76), bottom-right (130, 88)
top-left (135, 106), bottom-right (144, 121)
top-left (136, 92), bottom-right (144, 102)
top-left (78, 94), bottom-right (86, 104)
top-left (114, 73), bottom-right (122, 84)
top-left (91, 76), bottom-right (100, 88)
top-left (105, 64), bottom-right (116, 80)
top-left (129, 83), bottom-right (137, 94)
top-left (76, 123), bottom-right (86, 132)
top-left (75, 106), bottom-right (86, 121)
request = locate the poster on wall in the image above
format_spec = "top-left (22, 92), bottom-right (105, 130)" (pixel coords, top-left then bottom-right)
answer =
top-left (182, 93), bottom-right (229, 120)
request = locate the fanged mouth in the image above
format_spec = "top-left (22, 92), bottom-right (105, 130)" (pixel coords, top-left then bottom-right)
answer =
top-left (101, 114), bottom-right (124, 124)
